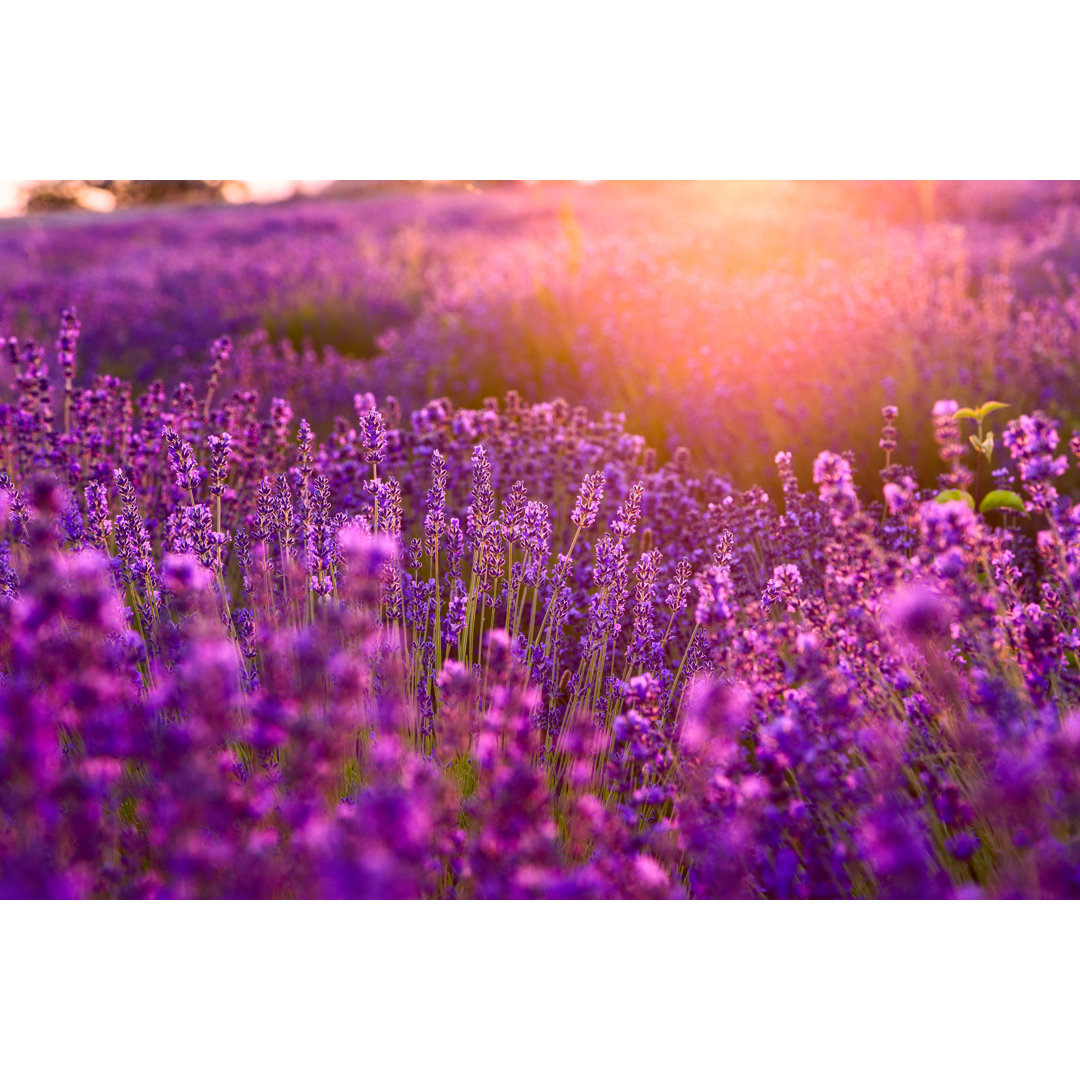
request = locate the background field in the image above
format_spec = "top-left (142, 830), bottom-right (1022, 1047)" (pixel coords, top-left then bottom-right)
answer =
top-left (6, 179), bottom-right (1080, 493)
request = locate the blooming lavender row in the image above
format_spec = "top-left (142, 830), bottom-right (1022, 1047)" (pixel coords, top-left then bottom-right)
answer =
top-left (6, 187), bottom-right (1080, 496)
top-left (1, 312), bottom-right (1080, 898)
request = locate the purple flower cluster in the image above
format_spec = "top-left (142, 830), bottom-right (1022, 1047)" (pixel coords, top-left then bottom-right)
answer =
top-left (1002, 411), bottom-right (1068, 512)
top-left (0, 333), bottom-right (1077, 897)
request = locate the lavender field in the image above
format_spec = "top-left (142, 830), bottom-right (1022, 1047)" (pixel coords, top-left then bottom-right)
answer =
top-left (3, 180), bottom-right (1080, 899)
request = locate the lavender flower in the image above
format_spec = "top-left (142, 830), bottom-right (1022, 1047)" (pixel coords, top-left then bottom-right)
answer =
top-left (56, 307), bottom-right (81, 383)
top-left (571, 471), bottom-right (605, 529)
top-left (611, 481), bottom-right (644, 539)
top-left (357, 400), bottom-right (387, 466)
top-left (1002, 411), bottom-right (1068, 513)
top-left (162, 426), bottom-right (199, 493)
top-left (761, 563), bottom-right (803, 613)
top-left (207, 433), bottom-right (232, 498)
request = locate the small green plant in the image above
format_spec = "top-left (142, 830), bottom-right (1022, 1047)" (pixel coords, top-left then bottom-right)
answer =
top-left (977, 488), bottom-right (1026, 516)
top-left (934, 488), bottom-right (975, 509)
top-left (953, 400), bottom-right (1009, 460)
top-left (951, 400), bottom-right (1019, 515)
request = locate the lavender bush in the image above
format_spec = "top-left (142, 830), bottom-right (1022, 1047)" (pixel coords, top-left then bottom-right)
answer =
top-left (2, 294), bottom-right (1080, 897)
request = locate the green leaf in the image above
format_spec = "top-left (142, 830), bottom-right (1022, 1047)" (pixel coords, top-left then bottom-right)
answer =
top-left (979, 489), bottom-right (1026, 515)
top-left (952, 407), bottom-right (979, 421)
top-left (975, 401), bottom-right (1010, 421)
top-left (969, 432), bottom-right (995, 459)
top-left (935, 489), bottom-right (976, 509)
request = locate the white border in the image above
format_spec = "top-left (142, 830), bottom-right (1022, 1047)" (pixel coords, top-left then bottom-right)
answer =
top-left (2, 3), bottom-right (1079, 177)
top-left (2, 902), bottom-right (1075, 1078)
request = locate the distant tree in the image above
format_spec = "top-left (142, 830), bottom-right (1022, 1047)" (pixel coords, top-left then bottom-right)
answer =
top-left (95, 180), bottom-right (236, 207)
top-left (21, 180), bottom-right (243, 213)
top-left (22, 181), bottom-right (87, 213)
